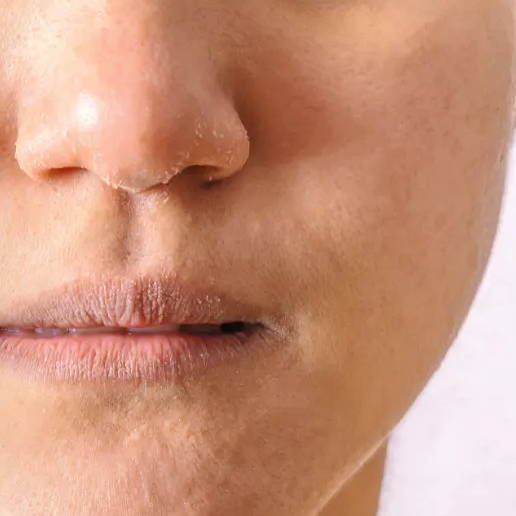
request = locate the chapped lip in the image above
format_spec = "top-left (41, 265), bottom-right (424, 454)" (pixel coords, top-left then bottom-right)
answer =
top-left (0, 274), bottom-right (291, 383)
top-left (0, 273), bottom-right (286, 333)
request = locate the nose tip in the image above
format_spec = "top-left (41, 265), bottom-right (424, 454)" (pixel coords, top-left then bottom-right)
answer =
top-left (15, 62), bottom-right (249, 194)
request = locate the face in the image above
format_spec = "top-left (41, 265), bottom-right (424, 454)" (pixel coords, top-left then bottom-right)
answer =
top-left (0, 1), bottom-right (514, 515)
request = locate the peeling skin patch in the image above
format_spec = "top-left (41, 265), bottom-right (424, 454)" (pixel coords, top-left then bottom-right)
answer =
top-left (147, 189), bottom-right (172, 206)
top-left (100, 167), bottom-right (183, 194)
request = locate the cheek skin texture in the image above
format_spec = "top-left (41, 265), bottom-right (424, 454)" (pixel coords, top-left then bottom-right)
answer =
top-left (0, 0), bottom-right (515, 515)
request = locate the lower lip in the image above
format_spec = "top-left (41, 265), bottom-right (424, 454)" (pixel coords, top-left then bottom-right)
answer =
top-left (0, 326), bottom-right (273, 384)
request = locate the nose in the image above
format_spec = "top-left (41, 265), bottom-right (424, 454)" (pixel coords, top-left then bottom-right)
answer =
top-left (14, 4), bottom-right (249, 193)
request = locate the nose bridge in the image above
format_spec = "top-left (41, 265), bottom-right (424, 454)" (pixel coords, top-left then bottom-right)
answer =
top-left (15, 4), bottom-right (249, 192)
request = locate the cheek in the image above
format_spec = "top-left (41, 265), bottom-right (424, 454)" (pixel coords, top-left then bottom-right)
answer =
top-left (237, 0), bottom-right (514, 446)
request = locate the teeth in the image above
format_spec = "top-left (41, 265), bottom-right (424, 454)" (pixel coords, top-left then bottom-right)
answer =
top-left (1, 328), bottom-right (33, 335)
top-left (68, 327), bottom-right (125, 335)
top-left (127, 325), bottom-right (181, 334)
top-left (34, 328), bottom-right (69, 336)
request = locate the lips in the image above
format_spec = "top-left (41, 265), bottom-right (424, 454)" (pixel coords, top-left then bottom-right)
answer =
top-left (0, 275), bottom-right (287, 384)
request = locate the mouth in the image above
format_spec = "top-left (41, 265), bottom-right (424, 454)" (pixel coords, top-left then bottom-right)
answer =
top-left (0, 275), bottom-right (287, 384)
top-left (0, 321), bottom-right (258, 337)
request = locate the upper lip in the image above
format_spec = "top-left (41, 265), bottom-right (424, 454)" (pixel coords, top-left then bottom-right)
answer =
top-left (0, 274), bottom-right (280, 331)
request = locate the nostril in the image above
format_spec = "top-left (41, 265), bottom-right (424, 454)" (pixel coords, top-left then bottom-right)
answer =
top-left (46, 167), bottom-right (87, 178)
top-left (187, 164), bottom-right (222, 180)
top-left (198, 167), bottom-right (235, 190)
top-left (33, 167), bottom-right (88, 185)
top-left (52, 167), bottom-right (85, 173)
top-left (202, 177), bottom-right (224, 189)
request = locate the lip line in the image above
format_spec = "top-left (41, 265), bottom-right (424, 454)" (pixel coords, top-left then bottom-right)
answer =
top-left (0, 322), bottom-right (262, 335)
top-left (0, 273), bottom-right (285, 334)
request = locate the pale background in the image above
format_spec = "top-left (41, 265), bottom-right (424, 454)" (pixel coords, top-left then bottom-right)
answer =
top-left (378, 139), bottom-right (516, 515)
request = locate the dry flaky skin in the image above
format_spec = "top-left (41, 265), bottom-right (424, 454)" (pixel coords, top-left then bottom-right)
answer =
top-left (0, 1), bottom-right (515, 515)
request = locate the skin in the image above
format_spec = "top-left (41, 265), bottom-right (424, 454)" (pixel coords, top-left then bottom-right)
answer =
top-left (0, 1), bottom-right (515, 515)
